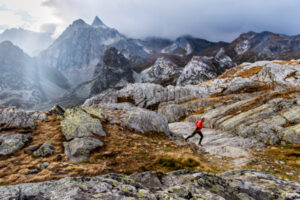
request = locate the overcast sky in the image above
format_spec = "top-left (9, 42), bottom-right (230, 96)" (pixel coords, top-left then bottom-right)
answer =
top-left (1, 0), bottom-right (300, 42)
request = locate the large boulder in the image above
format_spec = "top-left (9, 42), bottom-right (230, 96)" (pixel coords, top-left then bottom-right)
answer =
top-left (92, 103), bottom-right (170, 136)
top-left (61, 107), bottom-right (106, 140)
top-left (61, 107), bottom-right (106, 161)
top-left (64, 137), bottom-right (103, 162)
top-left (0, 133), bottom-right (29, 155)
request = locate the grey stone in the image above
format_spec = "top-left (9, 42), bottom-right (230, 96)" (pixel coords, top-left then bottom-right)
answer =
top-left (98, 103), bottom-right (170, 136)
top-left (33, 142), bottom-right (54, 157)
top-left (61, 107), bottom-right (106, 141)
top-left (0, 107), bottom-right (46, 129)
top-left (0, 170), bottom-right (299, 200)
top-left (36, 162), bottom-right (50, 170)
top-left (0, 133), bottom-right (29, 155)
top-left (24, 145), bottom-right (40, 154)
top-left (64, 137), bottom-right (103, 162)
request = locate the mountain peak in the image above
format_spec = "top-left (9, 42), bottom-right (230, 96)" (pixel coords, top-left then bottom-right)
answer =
top-left (72, 19), bottom-right (88, 27)
top-left (92, 16), bottom-right (105, 27)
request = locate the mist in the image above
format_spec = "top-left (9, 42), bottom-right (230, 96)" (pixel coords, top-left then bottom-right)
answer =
top-left (41, 0), bottom-right (300, 42)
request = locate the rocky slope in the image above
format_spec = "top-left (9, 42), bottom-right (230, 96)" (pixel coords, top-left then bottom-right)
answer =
top-left (177, 48), bottom-right (235, 86)
top-left (86, 59), bottom-right (300, 146)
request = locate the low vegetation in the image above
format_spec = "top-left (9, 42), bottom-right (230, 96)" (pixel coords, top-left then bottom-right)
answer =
top-left (246, 144), bottom-right (300, 182)
top-left (0, 114), bottom-right (226, 186)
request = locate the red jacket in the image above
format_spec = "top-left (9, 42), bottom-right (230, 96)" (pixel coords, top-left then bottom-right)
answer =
top-left (195, 120), bottom-right (203, 131)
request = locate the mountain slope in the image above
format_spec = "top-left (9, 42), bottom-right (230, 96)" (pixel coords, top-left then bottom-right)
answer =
top-left (0, 41), bottom-right (44, 108)
top-left (225, 31), bottom-right (300, 63)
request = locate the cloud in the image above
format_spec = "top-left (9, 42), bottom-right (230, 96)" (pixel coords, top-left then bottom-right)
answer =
top-left (0, 1), bottom-right (60, 34)
top-left (40, 23), bottom-right (57, 34)
top-left (2, 0), bottom-right (300, 41)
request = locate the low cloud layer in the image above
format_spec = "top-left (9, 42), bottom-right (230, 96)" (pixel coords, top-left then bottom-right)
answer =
top-left (1, 0), bottom-right (300, 42)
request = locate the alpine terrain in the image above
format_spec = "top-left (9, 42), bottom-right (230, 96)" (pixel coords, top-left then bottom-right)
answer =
top-left (0, 15), bottom-right (299, 200)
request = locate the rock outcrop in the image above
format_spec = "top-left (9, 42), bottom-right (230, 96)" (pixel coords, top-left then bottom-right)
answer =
top-left (0, 170), bottom-right (298, 200)
top-left (139, 57), bottom-right (183, 86)
top-left (83, 83), bottom-right (208, 109)
top-left (85, 103), bottom-right (170, 136)
top-left (0, 107), bottom-right (46, 129)
top-left (177, 49), bottom-right (235, 86)
top-left (169, 123), bottom-right (263, 166)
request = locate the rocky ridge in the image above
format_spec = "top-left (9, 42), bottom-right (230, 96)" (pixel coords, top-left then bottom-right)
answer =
top-left (0, 170), bottom-right (299, 200)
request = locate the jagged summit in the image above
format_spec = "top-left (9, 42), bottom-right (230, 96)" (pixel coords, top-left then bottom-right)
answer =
top-left (71, 19), bottom-right (88, 27)
top-left (92, 16), bottom-right (106, 27)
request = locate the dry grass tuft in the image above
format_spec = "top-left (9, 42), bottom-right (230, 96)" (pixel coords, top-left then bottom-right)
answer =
top-left (0, 114), bottom-right (225, 186)
top-left (273, 60), bottom-right (300, 65)
top-left (236, 66), bottom-right (263, 78)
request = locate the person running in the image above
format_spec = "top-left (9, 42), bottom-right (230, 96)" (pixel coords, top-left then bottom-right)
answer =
top-left (185, 118), bottom-right (205, 145)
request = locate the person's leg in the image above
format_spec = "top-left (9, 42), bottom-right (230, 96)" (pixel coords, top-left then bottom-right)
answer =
top-left (198, 131), bottom-right (203, 145)
top-left (185, 130), bottom-right (197, 141)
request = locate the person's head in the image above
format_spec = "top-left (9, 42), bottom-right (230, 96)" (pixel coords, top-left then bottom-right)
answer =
top-left (201, 118), bottom-right (205, 121)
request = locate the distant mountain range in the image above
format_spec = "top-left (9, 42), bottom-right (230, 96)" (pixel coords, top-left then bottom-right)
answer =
top-left (1, 16), bottom-right (300, 109)
top-left (0, 28), bottom-right (53, 56)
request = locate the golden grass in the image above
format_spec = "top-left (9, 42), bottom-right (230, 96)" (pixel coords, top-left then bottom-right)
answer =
top-left (198, 66), bottom-right (243, 86)
top-left (285, 71), bottom-right (297, 80)
top-left (236, 66), bottom-right (263, 78)
top-left (0, 114), bottom-right (226, 186)
top-left (181, 95), bottom-right (234, 121)
top-left (217, 66), bottom-right (243, 79)
top-left (273, 60), bottom-right (300, 65)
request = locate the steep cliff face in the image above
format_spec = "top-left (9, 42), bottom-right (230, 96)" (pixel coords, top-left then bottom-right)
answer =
top-left (90, 47), bottom-right (134, 95)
